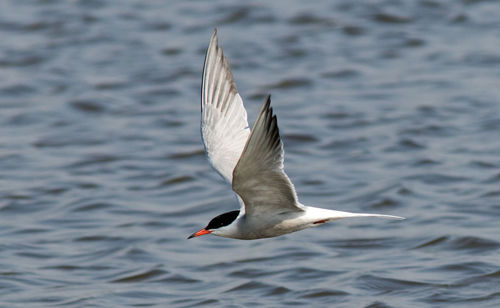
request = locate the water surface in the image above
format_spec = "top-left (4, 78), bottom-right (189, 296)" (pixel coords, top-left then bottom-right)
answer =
top-left (1, 0), bottom-right (499, 307)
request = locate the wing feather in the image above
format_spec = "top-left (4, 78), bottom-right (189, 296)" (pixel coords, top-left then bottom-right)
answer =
top-left (232, 96), bottom-right (304, 216)
top-left (201, 29), bottom-right (250, 183)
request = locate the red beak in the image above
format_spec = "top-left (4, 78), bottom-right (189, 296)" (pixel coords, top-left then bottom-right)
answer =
top-left (187, 228), bottom-right (212, 239)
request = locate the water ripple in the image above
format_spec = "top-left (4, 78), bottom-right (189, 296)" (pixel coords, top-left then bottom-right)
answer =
top-left (413, 235), bottom-right (500, 253)
top-left (111, 268), bottom-right (167, 283)
top-left (357, 274), bottom-right (431, 292)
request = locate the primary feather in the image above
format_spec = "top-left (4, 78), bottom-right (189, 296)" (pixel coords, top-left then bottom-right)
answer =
top-left (232, 96), bottom-right (304, 216)
top-left (201, 29), bottom-right (250, 184)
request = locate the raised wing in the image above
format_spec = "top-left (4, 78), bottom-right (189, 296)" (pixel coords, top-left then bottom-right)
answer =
top-left (201, 29), bottom-right (250, 183)
top-left (232, 96), bottom-right (305, 216)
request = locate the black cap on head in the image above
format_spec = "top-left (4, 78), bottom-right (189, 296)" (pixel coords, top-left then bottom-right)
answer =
top-left (205, 210), bottom-right (240, 230)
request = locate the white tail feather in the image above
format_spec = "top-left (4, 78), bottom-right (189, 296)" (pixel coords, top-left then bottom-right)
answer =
top-left (305, 206), bottom-right (405, 222)
top-left (342, 212), bottom-right (405, 220)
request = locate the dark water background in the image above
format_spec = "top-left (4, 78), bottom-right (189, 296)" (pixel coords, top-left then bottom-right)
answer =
top-left (1, 0), bottom-right (499, 307)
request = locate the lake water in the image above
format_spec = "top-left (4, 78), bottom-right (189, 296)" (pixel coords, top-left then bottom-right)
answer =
top-left (1, 0), bottom-right (499, 307)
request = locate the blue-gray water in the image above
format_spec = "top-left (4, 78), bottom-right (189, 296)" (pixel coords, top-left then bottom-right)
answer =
top-left (1, 0), bottom-right (499, 307)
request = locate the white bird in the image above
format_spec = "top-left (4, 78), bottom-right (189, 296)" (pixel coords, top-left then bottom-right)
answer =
top-left (188, 29), bottom-right (404, 240)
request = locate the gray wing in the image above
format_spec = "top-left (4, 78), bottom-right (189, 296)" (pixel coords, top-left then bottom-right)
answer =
top-left (201, 29), bottom-right (250, 184)
top-left (232, 96), bottom-right (305, 216)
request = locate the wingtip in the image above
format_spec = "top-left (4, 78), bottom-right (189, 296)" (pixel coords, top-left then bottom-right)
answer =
top-left (211, 28), bottom-right (218, 42)
top-left (254, 95), bottom-right (274, 127)
top-left (262, 94), bottom-right (272, 113)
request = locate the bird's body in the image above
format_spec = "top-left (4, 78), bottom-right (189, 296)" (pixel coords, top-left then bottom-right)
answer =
top-left (188, 30), bottom-right (403, 240)
top-left (203, 207), bottom-right (397, 240)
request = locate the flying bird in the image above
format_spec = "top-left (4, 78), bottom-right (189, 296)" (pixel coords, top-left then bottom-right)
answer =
top-left (188, 29), bottom-right (404, 240)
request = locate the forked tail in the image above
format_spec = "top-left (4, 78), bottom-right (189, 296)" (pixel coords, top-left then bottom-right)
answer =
top-left (307, 207), bottom-right (405, 221)
top-left (344, 212), bottom-right (405, 220)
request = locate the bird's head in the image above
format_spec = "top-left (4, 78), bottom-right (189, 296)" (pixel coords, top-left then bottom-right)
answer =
top-left (188, 210), bottom-right (240, 239)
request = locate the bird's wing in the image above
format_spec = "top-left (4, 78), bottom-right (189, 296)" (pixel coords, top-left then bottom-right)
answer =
top-left (201, 29), bottom-right (250, 184)
top-left (232, 96), bottom-right (305, 216)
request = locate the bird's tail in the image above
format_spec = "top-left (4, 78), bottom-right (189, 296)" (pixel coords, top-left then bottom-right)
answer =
top-left (307, 207), bottom-right (405, 221)
top-left (340, 212), bottom-right (405, 220)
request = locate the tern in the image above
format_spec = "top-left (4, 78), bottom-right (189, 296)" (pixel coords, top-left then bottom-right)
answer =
top-left (188, 29), bottom-right (404, 240)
